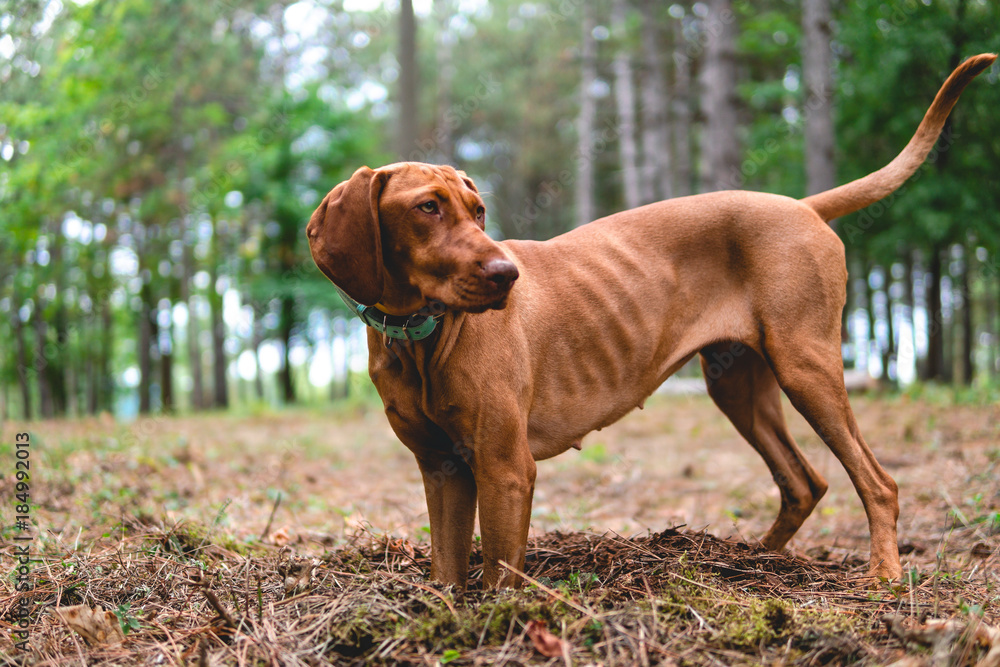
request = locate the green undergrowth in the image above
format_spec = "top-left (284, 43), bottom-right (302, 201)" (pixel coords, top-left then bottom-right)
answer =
top-left (899, 380), bottom-right (1000, 407)
top-left (9, 518), bottom-right (996, 665)
top-left (127, 515), bottom-right (273, 562)
top-left (318, 564), bottom-right (868, 664)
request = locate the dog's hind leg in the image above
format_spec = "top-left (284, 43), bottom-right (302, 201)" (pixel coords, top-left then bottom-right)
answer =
top-left (762, 336), bottom-right (901, 580)
top-left (700, 343), bottom-right (829, 551)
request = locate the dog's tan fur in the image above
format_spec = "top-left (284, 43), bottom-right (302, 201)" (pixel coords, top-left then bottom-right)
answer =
top-left (307, 54), bottom-right (996, 589)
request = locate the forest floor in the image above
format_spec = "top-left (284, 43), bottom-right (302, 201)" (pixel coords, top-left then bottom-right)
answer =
top-left (2, 389), bottom-right (999, 665)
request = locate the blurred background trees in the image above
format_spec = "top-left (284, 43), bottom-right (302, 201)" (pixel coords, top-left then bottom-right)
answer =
top-left (1, 0), bottom-right (998, 420)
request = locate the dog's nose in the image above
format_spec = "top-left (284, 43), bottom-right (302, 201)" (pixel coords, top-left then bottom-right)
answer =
top-left (483, 259), bottom-right (519, 289)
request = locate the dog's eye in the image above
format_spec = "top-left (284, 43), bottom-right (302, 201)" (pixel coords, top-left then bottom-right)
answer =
top-left (417, 201), bottom-right (439, 214)
top-left (475, 205), bottom-right (485, 220)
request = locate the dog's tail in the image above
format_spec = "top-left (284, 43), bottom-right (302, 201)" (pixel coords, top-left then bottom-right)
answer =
top-left (801, 53), bottom-right (996, 222)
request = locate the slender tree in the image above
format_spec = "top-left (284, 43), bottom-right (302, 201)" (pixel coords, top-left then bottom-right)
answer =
top-left (612, 0), bottom-right (641, 210)
top-left (699, 0), bottom-right (739, 192)
top-left (181, 234), bottom-right (204, 410)
top-left (924, 247), bottom-right (946, 381)
top-left (160, 298), bottom-right (175, 413)
top-left (435, 0), bottom-right (455, 164)
top-left (209, 225), bottom-right (229, 409)
top-left (992, 277), bottom-right (1000, 381)
top-left (639, 0), bottom-right (670, 203)
top-left (33, 298), bottom-right (53, 418)
top-left (48, 218), bottom-right (69, 415)
top-left (12, 283), bottom-right (32, 420)
top-left (397, 0), bottom-right (418, 158)
top-left (671, 11), bottom-right (693, 197)
top-left (575, 3), bottom-right (598, 227)
top-left (802, 0), bottom-right (835, 222)
top-left (960, 244), bottom-right (974, 385)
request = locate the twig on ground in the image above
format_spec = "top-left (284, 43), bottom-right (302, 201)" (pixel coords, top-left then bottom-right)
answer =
top-left (260, 492), bottom-right (283, 541)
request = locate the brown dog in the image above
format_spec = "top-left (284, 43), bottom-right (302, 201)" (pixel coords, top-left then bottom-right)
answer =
top-left (307, 54), bottom-right (995, 589)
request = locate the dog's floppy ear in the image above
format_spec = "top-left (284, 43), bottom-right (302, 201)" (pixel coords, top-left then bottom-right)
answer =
top-left (455, 169), bottom-right (478, 193)
top-left (306, 166), bottom-right (388, 306)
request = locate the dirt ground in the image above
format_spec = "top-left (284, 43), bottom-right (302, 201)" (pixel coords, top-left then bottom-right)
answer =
top-left (2, 390), bottom-right (999, 664)
top-left (9, 391), bottom-right (996, 565)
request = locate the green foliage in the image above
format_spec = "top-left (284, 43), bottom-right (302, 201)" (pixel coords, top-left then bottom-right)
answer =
top-left (0, 0), bottom-right (387, 416)
top-left (113, 603), bottom-right (142, 635)
top-left (834, 0), bottom-right (1000, 259)
top-left (1, 0), bottom-right (998, 418)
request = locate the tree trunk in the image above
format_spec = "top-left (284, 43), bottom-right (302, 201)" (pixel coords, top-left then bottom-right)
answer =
top-left (864, 261), bottom-right (878, 375)
top-left (434, 0), bottom-right (454, 164)
top-left (139, 277), bottom-right (154, 414)
top-left (397, 0), bottom-right (418, 159)
top-left (187, 298), bottom-right (204, 410)
top-left (33, 305), bottom-right (54, 419)
top-left (100, 299), bottom-right (114, 413)
top-left (699, 0), bottom-right (739, 192)
top-left (960, 245), bottom-right (974, 385)
top-left (254, 343), bottom-right (265, 402)
top-left (151, 293), bottom-right (162, 410)
top-left (65, 346), bottom-right (78, 417)
top-left (252, 306), bottom-right (265, 401)
top-left (276, 195), bottom-right (299, 404)
top-left (182, 241), bottom-right (204, 410)
top-left (994, 274), bottom-right (1000, 380)
top-left (209, 251), bottom-right (228, 409)
top-left (882, 268), bottom-right (896, 382)
top-left (925, 6), bottom-right (966, 384)
top-left (639, 0), bottom-right (670, 203)
top-left (575, 3), bottom-right (597, 227)
top-left (49, 223), bottom-right (68, 416)
top-left (802, 0), bottom-right (836, 224)
top-left (671, 13), bottom-right (692, 198)
top-left (160, 301), bottom-right (174, 412)
top-left (13, 306), bottom-right (32, 420)
top-left (902, 250), bottom-right (915, 335)
top-left (924, 245), bottom-right (945, 381)
top-left (612, 0), bottom-right (641, 210)
top-left (331, 317), bottom-right (349, 401)
top-left (845, 253), bottom-right (865, 370)
top-left (899, 249), bottom-right (917, 383)
top-left (279, 296), bottom-right (296, 403)
top-left (85, 331), bottom-right (97, 415)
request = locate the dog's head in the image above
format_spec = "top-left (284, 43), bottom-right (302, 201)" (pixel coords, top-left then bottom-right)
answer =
top-left (306, 162), bottom-right (518, 315)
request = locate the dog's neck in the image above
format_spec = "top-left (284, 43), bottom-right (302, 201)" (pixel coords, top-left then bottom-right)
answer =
top-left (371, 310), bottom-right (469, 377)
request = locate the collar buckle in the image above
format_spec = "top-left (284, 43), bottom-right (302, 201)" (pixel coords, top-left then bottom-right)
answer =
top-left (332, 284), bottom-right (442, 343)
top-left (382, 314), bottom-right (392, 349)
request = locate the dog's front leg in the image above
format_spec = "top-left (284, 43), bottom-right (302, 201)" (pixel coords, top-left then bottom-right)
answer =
top-left (380, 389), bottom-right (478, 589)
top-left (473, 426), bottom-right (536, 589)
top-left (414, 448), bottom-right (477, 589)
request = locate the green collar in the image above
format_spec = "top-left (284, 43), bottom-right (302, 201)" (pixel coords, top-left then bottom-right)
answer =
top-left (333, 285), bottom-right (441, 342)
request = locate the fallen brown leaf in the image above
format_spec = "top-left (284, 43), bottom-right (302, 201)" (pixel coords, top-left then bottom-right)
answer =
top-left (55, 605), bottom-right (126, 645)
top-left (882, 613), bottom-right (1000, 667)
top-left (526, 619), bottom-right (568, 658)
top-left (277, 556), bottom-right (320, 595)
top-left (971, 542), bottom-right (994, 558)
top-left (388, 537), bottom-right (417, 560)
top-left (268, 526), bottom-right (295, 547)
